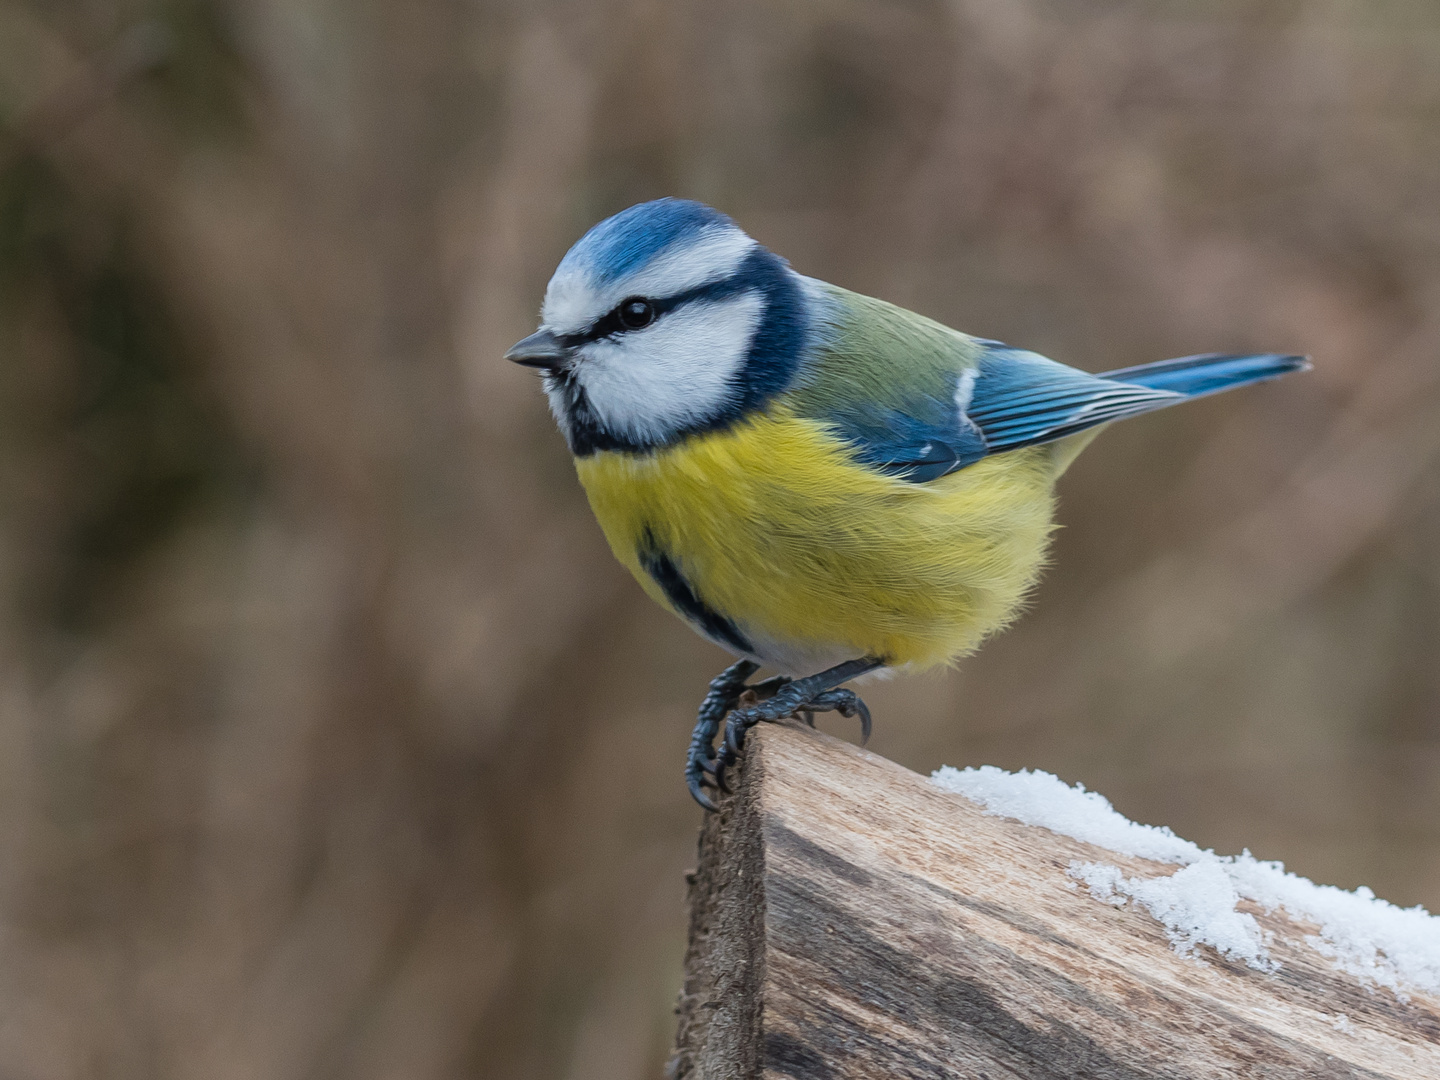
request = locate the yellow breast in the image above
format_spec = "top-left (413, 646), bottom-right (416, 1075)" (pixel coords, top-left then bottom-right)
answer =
top-left (574, 406), bottom-right (1059, 673)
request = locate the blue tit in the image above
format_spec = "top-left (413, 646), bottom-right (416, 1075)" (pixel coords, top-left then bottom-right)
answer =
top-left (506, 198), bottom-right (1308, 809)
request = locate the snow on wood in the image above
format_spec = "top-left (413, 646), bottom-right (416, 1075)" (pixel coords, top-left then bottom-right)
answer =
top-left (933, 765), bottom-right (1440, 995)
top-left (670, 722), bottom-right (1440, 1079)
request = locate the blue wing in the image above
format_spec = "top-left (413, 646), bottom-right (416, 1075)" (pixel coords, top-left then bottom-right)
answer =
top-left (839, 343), bottom-right (1307, 483)
top-left (961, 344), bottom-right (1187, 454)
top-left (839, 397), bottom-right (989, 483)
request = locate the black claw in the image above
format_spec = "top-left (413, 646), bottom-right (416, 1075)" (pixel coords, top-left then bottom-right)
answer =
top-left (800, 686), bottom-right (874, 744)
top-left (687, 773), bottom-right (719, 812)
top-left (724, 709), bottom-right (752, 757)
top-left (855, 696), bottom-right (872, 744)
top-left (714, 755), bottom-right (732, 794)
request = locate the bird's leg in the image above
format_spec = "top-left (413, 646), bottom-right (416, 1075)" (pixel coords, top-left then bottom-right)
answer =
top-left (739, 674), bottom-right (792, 705)
top-left (712, 656), bottom-right (884, 795)
top-left (685, 659), bottom-right (759, 811)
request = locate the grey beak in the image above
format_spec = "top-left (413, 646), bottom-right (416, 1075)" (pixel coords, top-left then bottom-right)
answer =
top-left (505, 328), bottom-right (569, 370)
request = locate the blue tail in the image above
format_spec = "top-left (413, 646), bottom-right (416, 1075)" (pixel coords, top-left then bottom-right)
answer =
top-left (865, 345), bottom-right (1310, 482)
top-left (960, 346), bottom-right (1311, 462)
top-left (1099, 352), bottom-right (1310, 399)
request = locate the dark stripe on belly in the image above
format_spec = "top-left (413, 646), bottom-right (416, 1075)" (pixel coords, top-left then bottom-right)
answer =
top-left (638, 531), bottom-right (754, 655)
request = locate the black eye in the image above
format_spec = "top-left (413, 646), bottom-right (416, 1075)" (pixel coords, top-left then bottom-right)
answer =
top-left (617, 297), bottom-right (655, 330)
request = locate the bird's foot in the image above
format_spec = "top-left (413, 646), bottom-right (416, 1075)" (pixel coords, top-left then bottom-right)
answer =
top-left (696, 657), bottom-right (882, 803)
top-left (685, 659), bottom-right (759, 811)
top-left (685, 671), bottom-right (799, 811)
top-left (712, 684), bottom-right (873, 794)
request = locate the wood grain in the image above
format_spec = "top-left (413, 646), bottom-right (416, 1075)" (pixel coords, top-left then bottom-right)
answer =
top-left (670, 722), bottom-right (1440, 1079)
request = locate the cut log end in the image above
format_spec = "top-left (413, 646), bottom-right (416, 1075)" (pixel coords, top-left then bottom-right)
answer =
top-left (670, 721), bottom-right (1440, 1080)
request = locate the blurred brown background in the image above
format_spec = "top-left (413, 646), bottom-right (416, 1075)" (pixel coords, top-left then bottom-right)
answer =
top-left (1, 0), bottom-right (1437, 1076)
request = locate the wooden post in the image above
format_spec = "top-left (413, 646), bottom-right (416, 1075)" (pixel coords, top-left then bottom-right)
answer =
top-left (670, 722), bottom-right (1440, 1079)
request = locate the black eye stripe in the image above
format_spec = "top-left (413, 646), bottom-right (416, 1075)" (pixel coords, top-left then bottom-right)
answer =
top-left (560, 271), bottom-right (757, 348)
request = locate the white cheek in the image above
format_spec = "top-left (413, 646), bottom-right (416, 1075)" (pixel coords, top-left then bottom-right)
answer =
top-left (575, 292), bottom-right (765, 443)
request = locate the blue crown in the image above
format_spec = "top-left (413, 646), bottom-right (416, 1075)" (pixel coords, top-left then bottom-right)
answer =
top-left (559, 198), bottom-right (737, 283)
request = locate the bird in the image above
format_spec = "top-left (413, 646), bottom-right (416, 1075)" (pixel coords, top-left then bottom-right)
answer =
top-left (506, 198), bottom-right (1308, 811)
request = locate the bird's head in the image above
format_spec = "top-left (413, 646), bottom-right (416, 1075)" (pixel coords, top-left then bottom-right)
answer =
top-left (507, 199), bottom-right (809, 455)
